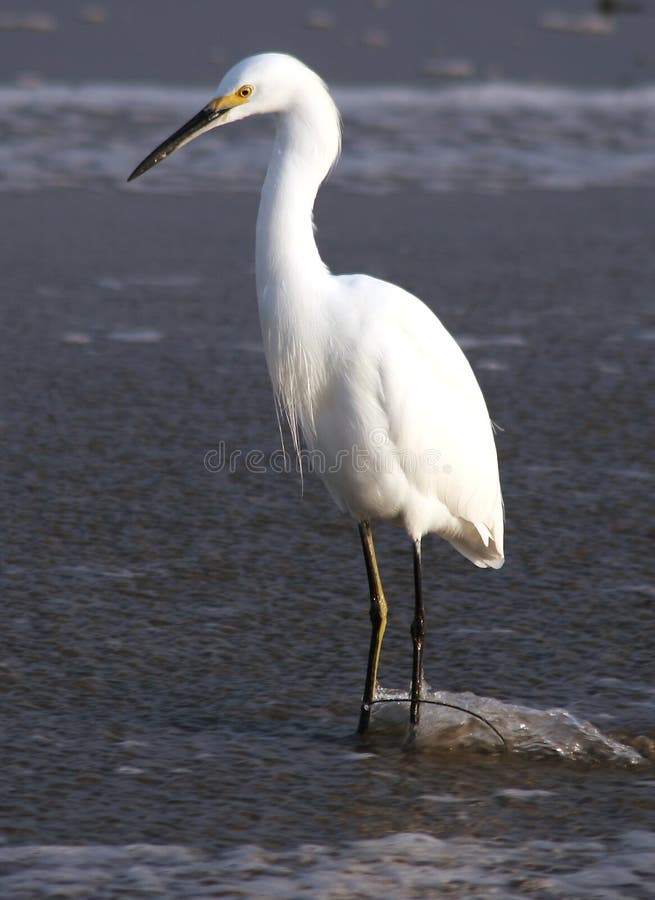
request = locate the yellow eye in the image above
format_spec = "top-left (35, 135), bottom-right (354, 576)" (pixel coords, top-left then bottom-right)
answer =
top-left (238, 85), bottom-right (253, 99)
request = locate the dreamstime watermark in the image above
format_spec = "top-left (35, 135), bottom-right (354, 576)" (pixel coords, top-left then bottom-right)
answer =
top-left (204, 430), bottom-right (452, 477)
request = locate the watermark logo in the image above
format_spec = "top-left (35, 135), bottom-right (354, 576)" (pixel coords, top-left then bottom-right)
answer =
top-left (203, 431), bottom-right (451, 476)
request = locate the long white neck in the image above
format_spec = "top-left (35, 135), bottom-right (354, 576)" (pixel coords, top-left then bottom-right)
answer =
top-left (255, 82), bottom-right (341, 445)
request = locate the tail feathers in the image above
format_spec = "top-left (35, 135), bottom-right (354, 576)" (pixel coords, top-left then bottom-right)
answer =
top-left (449, 520), bottom-right (504, 570)
top-left (475, 522), bottom-right (492, 547)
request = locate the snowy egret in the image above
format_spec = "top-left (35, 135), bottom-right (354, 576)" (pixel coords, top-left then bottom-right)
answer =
top-left (128, 53), bottom-right (504, 733)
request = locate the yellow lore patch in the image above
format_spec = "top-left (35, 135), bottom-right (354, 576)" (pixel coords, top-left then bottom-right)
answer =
top-left (209, 85), bottom-right (254, 112)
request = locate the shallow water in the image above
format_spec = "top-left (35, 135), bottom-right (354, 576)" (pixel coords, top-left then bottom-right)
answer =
top-left (1, 83), bottom-right (654, 896)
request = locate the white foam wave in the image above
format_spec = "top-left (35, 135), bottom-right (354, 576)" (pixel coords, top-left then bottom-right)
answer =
top-left (372, 687), bottom-right (645, 763)
top-left (1, 831), bottom-right (654, 898)
top-left (1, 81), bottom-right (655, 192)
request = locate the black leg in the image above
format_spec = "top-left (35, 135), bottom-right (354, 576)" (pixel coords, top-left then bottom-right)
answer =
top-left (410, 537), bottom-right (425, 726)
top-left (357, 520), bottom-right (388, 734)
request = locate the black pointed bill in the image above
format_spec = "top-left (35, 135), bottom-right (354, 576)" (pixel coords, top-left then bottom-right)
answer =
top-left (127, 100), bottom-right (230, 182)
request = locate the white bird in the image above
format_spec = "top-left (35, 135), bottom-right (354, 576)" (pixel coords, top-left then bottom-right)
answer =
top-left (128, 53), bottom-right (504, 733)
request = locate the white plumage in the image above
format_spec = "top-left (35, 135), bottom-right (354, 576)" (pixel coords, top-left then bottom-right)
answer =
top-left (129, 52), bottom-right (504, 731)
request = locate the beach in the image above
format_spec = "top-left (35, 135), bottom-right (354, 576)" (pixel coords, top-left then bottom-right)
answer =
top-left (1, 0), bottom-right (655, 86)
top-left (1, 2), bottom-right (655, 896)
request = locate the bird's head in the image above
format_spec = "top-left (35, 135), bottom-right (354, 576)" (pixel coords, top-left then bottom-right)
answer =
top-left (128, 53), bottom-right (329, 182)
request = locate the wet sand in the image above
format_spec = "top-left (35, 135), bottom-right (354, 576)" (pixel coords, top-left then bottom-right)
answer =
top-left (1, 0), bottom-right (654, 86)
top-left (4, 187), bottom-right (654, 693)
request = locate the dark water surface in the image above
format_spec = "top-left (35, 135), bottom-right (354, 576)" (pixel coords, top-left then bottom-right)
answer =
top-left (2, 188), bottom-right (654, 895)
